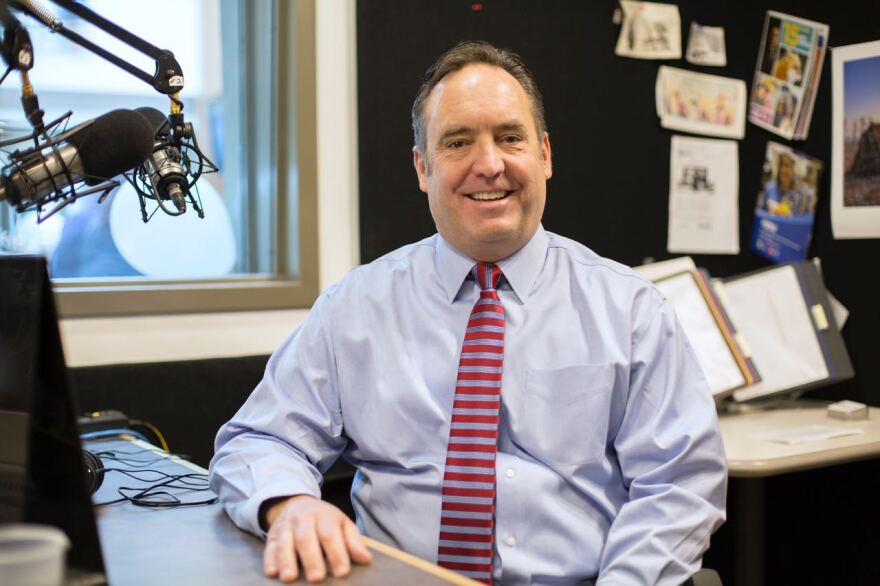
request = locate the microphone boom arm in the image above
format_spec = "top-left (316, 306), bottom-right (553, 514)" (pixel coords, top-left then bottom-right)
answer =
top-left (9, 0), bottom-right (185, 98)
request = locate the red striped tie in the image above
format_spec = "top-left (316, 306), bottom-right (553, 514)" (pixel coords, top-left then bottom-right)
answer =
top-left (437, 262), bottom-right (504, 585)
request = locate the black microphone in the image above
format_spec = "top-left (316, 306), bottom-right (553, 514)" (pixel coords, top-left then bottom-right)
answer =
top-left (135, 106), bottom-right (188, 213)
top-left (0, 108), bottom-right (154, 208)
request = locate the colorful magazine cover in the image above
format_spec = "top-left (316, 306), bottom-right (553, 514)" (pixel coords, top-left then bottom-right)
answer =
top-left (748, 11), bottom-right (828, 140)
top-left (751, 142), bottom-right (823, 263)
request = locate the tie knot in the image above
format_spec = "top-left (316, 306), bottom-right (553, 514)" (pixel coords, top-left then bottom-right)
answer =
top-left (473, 262), bottom-right (502, 291)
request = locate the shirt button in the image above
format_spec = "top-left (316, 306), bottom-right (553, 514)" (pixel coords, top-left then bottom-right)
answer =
top-left (505, 536), bottom-right (516, 547)
top-left (505, 468), bottom-right (515, 478)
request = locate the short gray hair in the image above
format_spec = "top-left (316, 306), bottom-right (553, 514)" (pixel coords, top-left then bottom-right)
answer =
top-left (411, 41), bottom-right (547, 157)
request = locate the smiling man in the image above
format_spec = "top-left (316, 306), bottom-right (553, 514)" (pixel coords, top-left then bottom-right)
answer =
top-left (211, 41), bottom-right (727, 586)
top-left (413, 59), bottom-right (551, 264)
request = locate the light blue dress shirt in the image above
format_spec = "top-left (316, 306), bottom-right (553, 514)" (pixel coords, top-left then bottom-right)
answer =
top-left (210, 227), bottom-right (727, 585)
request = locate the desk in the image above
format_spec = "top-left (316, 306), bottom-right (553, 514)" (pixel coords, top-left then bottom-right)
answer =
top-left (718, 403), bottom-right (880, 586)
top-left (87, 438), bottom-right (478, 585)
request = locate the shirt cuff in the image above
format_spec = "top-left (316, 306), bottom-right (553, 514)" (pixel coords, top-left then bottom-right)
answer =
top-left (240, 479), bottom-right (322, 539)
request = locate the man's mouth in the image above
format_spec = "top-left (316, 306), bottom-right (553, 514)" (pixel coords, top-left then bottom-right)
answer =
top-left (466, 190), bottom-right (510, 201)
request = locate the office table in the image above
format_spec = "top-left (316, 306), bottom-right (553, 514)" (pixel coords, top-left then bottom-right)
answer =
top-left (89, 404), bottom-right (880, 585)
top-left (718, 402), bottom-right (880, 586)
top-left (87, 438), bottom-right (478, 585)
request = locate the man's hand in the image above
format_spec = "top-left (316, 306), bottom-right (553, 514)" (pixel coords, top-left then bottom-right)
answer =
top-left (263, 495), bottom-right (373, 583)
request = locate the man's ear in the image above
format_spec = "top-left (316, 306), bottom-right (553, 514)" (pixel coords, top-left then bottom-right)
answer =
top-left (542, 132), bottom-right (553, 180)
top-left (413, 146), bottom-right (429, 193)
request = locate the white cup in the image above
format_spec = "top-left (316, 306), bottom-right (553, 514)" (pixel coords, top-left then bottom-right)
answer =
top-left (0, 524), bottom-right (70, 586)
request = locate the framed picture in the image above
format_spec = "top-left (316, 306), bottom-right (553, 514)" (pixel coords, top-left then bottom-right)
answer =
top-left (832, 40), bottom-right (880, 238)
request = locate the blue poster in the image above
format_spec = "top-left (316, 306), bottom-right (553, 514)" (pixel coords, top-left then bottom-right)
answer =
top-left (750, 141), bottom-right (822, 263)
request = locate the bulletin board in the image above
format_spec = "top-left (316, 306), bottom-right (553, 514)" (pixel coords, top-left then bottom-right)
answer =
top-left (356, 0), bottom-right (880, 406)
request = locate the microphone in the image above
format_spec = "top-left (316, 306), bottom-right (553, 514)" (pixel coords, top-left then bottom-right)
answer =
top-left (135, 106), bottom-right (188, 214)
top-left (0, 109), bottom-right (154, 211)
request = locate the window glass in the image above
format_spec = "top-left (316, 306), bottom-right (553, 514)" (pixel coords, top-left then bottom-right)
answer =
top-left (0, 0), bottom-right (282, 283)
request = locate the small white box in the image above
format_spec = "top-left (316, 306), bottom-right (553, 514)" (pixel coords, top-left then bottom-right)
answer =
top-left (826, 400), bottom-right (869, 421)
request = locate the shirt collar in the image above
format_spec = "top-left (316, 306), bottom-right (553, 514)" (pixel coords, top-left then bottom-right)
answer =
top-left (434, 226), bottom-right (549, 304)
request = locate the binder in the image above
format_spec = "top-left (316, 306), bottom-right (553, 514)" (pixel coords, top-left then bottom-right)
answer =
top-left (653, 269), bottom-right (761, 399)
top-left (717, 261), bottom-right (854, 401)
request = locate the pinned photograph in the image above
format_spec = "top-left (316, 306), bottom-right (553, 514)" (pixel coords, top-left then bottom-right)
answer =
top-left (748, 11), bottom-right (829, 140)
top-left (831, 40), bottom-right (880, 238)
top-left (615, 1), bottom-right (681, 60)
top-left (655, 66), bottom-right (747, 139)
top-left (686, 23), bottom-right (727, 67)
top-left (750, 142), bottom-right (823, 263)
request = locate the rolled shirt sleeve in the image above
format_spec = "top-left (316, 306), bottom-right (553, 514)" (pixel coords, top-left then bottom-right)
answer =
top-left (209, 288), bottom-right (348, 538)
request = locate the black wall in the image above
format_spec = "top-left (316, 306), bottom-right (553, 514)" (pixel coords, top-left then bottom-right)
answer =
top-left (357, 0), bottom-right (880, 407)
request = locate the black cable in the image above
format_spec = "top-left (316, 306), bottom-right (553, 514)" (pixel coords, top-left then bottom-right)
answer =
top-left (94, 470), bottom-right (216, 508)
top-left (88, 444), bottom-right (216, 508)
top-left (92, 450), bottom-right (166, 468)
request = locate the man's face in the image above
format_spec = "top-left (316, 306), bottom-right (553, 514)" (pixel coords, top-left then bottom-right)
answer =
top-left (413, 64), bottom-right (552, 262)
top-left (779, 155), bottom-right (794, 189)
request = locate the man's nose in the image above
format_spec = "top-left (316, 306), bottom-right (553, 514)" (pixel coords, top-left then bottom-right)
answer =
top-left (471, 141), bottom-right (504, 178)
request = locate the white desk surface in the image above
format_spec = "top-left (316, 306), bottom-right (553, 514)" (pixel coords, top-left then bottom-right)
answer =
top-left (719, 403), bottom-right (880, 477)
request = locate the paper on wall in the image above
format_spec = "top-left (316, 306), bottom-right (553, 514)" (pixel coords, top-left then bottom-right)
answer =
top-left (615, 1), bottom-right (681, 60)
top-left (686, 22), bottom-right (727, 67)
top-left (668, 135), bottom-right (739, 254)
top-left (655, 66), bottom-right (747, 139)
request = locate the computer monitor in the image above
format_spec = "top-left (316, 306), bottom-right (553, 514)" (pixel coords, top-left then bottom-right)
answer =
top-left (0, 255), bottom-right (106, 583)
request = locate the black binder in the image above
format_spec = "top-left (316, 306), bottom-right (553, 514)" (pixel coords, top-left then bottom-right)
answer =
top-left (719, 260), bottom-right (854, 402)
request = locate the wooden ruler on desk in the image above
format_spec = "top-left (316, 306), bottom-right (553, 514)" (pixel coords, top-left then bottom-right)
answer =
top-left (363, 536), bottom-right (483, 585)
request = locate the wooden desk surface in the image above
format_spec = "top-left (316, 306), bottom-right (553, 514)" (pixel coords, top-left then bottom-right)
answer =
top-left (88, 439), bottom-right (479, 586)
top-left (719, 404), bottom-right (880, 477)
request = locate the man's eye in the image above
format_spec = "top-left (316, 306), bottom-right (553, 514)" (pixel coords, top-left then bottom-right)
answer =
top-left (447, 140), bottom-right (465, 149)
top-left (501, 135), bottom-right (523, 144)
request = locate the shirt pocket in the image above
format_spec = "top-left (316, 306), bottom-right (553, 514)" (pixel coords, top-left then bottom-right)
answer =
top-left (522, 364), bottom-right (614, 467)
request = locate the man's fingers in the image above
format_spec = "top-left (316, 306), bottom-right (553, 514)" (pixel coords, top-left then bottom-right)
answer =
top-left (262, 498), bottom-right (366, 583)
top-left (317, 518), bottom-right (351, 577)
top-left (263, 536), bottom-right (280, 577)
top-left (277, 524), bottom-right (299, 583)
top-left (343, 520), bottom-right (373, 564)
top-left (294, 519), bottom-right (327, 583)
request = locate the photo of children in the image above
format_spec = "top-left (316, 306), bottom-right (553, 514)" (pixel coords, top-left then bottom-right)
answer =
top-left (656, 66), bottom-right (746, 139)
top-left (752, 142), bottom-right (823, 262)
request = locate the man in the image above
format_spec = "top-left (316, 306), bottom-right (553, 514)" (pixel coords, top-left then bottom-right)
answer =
top-left (210, 41), bottom-right (727, 585)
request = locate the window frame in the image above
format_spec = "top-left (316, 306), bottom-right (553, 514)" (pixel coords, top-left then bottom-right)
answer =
top-left (51, 0), bottom-right (319, 317)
